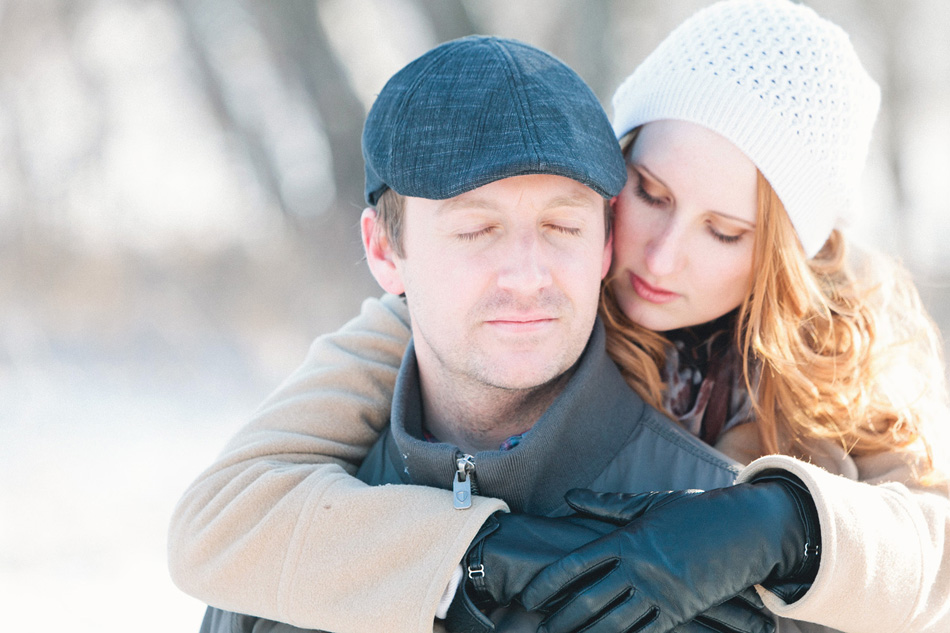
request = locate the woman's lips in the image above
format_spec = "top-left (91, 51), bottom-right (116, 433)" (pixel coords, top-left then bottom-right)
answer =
top-left (631, 274), bottom-right (679, 304)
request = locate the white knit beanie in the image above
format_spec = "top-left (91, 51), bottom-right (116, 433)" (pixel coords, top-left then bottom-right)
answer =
top-left (611, 0), bottom-right (880, 257)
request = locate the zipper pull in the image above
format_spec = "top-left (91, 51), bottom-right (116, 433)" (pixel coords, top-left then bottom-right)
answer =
top-left (453, 453), bottom-right (475, 510)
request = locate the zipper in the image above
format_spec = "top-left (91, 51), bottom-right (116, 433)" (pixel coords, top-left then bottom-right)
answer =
top-left (453, 452), bottom-right (478, 509)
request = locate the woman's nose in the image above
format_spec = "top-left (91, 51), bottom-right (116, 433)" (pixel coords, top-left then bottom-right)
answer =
top-left (644, 221), bottom-right (685, 277)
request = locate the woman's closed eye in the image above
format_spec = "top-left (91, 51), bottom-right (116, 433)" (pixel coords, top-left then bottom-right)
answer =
top-left (634, 181), bottom-right (668, 207)
top-left (706, 221), bottom-right (746, 245)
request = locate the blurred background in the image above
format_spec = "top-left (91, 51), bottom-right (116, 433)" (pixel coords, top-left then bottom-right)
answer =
top-left (0, 0), bottom-right (947, 630)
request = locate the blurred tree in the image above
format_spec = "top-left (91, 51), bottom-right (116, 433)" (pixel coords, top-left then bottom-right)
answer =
top-left (175, 0), bottom-right (294, 216)
top-left (0, 0), bottom-right (947, 368)
top-left (550, 0), bottom-right (612, 100)
top-left (252, 0), bottom-right (365, 211)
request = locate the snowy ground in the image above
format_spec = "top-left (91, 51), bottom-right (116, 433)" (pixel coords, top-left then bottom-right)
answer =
top-left (0, 223), bottom-right (376, 631)
top-left (0, 352), bottom-right (266, 631)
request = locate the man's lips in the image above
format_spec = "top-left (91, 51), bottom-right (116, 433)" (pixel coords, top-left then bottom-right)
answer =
top-left (631, 274), bottom-right (679, 304)
top-left (485, 316), bottom-right (557, 332)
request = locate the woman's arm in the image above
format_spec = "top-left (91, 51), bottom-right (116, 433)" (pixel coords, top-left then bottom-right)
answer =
top-left (167, 294), bottom-right (507, 633)
top-left (738, 451), bottom-right (950, 633)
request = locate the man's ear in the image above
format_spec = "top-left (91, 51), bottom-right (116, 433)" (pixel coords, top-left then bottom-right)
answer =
top-left (361, 207), bottom-right (405, 295)
top-left (601, 224), bottom-right (614, 280)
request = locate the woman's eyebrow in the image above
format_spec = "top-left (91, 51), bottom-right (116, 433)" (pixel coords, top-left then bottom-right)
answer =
top-left (710, 211), bottom-right (756, 228)
top-left (630, 161), bottom-right (668, 189)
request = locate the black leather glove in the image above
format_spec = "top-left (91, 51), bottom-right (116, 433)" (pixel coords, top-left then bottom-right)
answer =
top-left (453, 490), bottom-right (708, 626)
top-left (671, 589), bottom-right (772, 633)
top-left (445, 511), bottom-right (619, 632)
top-left (520, 472), bottom-right (819, 633)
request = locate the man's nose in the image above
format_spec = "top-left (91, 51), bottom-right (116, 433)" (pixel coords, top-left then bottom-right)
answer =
top-left (496, 230), bottom-right (552, 293)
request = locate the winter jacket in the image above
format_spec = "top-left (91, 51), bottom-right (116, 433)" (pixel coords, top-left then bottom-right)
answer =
top-left (200, 319), bottom-right (744, 632)
top-left (168, 294), bottom-right (950, 633)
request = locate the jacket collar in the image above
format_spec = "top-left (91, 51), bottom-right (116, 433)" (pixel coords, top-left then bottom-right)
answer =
top-left (388, 318), bottom-right (648, 515)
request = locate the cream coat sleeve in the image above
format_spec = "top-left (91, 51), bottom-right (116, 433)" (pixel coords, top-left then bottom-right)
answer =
top-left (167, 293), bottom-right (508, 633)
top-left (738, 451), bottom-right (950, 633)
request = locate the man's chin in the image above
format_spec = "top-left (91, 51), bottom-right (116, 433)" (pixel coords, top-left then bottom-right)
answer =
top-left (476, 354), bottom-right (574, 391)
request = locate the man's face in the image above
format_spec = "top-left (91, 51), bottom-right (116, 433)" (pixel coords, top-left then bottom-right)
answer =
top-left (365, 174), bottom-right (611, 395)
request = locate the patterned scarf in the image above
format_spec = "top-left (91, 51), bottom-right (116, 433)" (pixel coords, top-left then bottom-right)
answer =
top-left (662, 311), bottom-right (754, 445)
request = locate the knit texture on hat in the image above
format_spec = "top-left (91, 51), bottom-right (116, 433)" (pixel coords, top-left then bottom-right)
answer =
top-left (612, 0), bottom-right (880, 257)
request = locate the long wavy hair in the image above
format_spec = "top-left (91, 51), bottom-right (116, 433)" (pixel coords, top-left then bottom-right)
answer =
top-left (601, 136), bottom-right (947, 481)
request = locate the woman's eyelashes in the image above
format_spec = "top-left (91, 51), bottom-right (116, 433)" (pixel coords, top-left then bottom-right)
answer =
top-left (632, 173), bottom-right (746, 246)
top-left (633, 180), bottom-right (666, 207)
top-left (707, 225), bottom-right (743, 244)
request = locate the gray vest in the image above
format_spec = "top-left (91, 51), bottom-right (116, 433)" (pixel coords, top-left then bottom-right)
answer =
top-left (357, 320), bottom-right (740, 511)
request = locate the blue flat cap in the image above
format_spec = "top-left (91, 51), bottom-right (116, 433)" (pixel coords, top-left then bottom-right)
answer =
top-left (362, 36), bottom-right (626, 205)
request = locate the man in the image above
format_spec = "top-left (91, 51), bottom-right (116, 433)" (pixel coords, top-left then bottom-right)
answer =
top-left (173, 37), bottom-right (772, 633)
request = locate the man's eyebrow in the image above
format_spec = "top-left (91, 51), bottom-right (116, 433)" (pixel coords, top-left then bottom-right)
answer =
top-left (437, 194), bottom-right (599, 215)
top-left (543, 195), bottom-right (600, 211)
top-left (436, 197), bottom-right (499, 215)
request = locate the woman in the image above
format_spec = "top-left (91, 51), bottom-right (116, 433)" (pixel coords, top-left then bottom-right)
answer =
top-left (169, 1), bottom-right (950, 632)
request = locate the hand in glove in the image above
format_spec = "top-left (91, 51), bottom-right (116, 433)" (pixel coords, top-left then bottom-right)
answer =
top-left (671, 589), bottom-right (772, 633)
top-left (445, 511), bottom-right (622, 632)
top-left (519, 471), bottom-right (820, 633)
top-left (453, 490), bottom-right (704, 624)
top-left (446, 491), bottom-right (777, 633)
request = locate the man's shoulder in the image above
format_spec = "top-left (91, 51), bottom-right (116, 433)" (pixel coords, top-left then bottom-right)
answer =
top-left (642, 407), bottom-right (739, 470)
top-left (603, 404), bottom-right (741, 491)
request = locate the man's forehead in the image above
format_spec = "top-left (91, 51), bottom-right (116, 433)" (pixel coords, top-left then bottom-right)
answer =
top-left (420, 175), bottom-right (605, 215)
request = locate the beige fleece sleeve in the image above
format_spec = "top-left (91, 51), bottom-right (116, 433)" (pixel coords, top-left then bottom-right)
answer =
top-left (167, 293), bottom-right (508, 633)
top-left (738, 451), bottom-right (950, 633)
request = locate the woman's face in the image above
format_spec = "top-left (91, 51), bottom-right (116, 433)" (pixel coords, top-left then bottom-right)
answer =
top-left (609, 120), bottom-right (758, 332)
